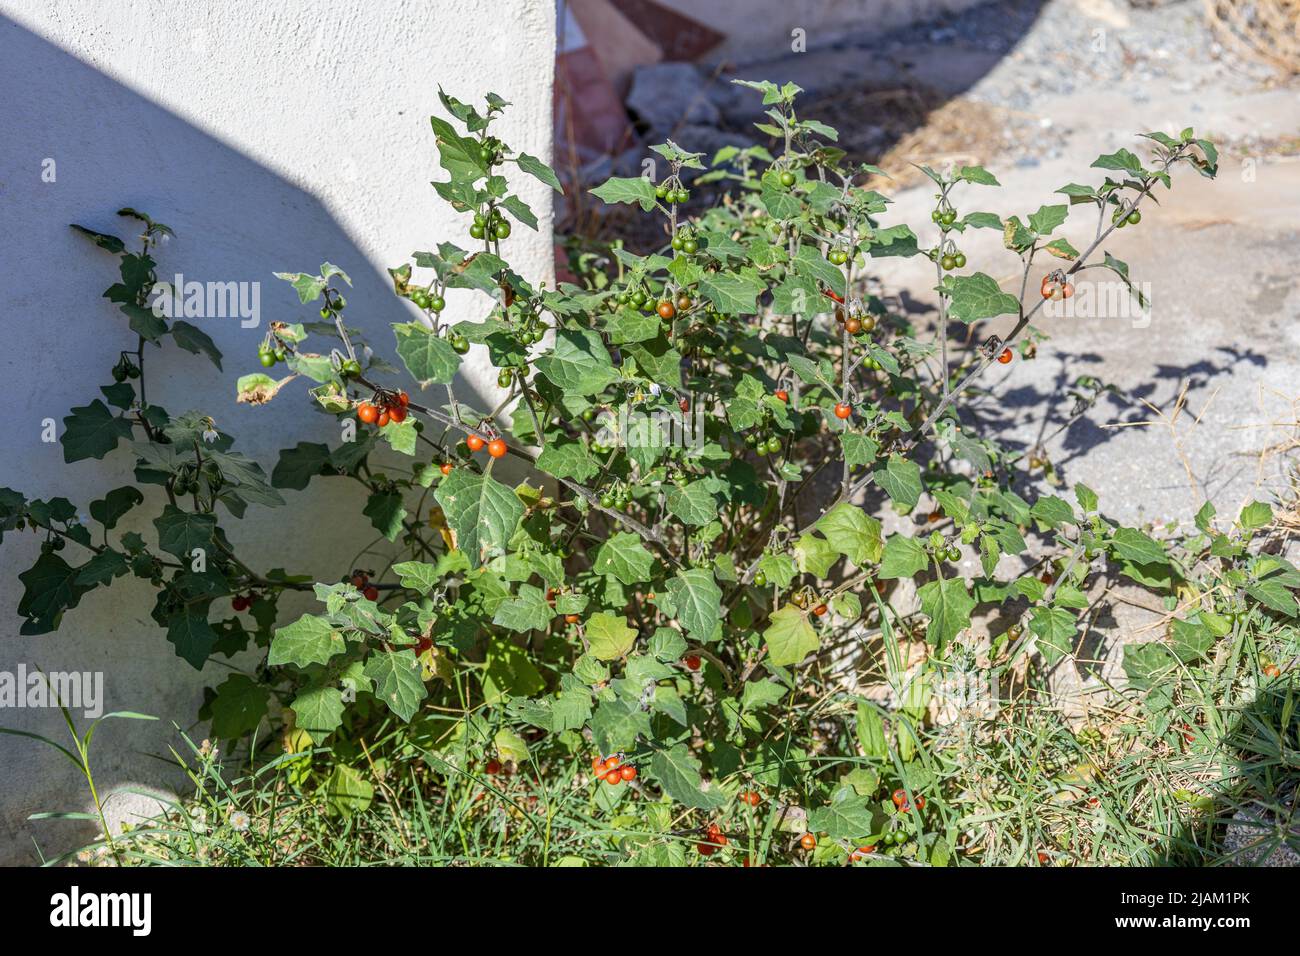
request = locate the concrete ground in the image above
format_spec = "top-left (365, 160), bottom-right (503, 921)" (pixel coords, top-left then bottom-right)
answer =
top-left (855, 0), bottom-right (1300, 529)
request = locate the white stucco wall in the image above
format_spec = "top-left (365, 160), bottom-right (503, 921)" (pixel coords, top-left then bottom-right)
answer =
top-left (660, 0), bottom-right (989, 64)
top-left (0, 0), bottom-right (555, 863)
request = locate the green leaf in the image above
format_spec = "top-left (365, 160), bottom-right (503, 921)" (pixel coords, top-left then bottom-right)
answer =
top-left (269, 614), bottom-right (345, 668)
top-left (391, 561), bottom-right (441, 594)
top-left (815, 503), bottom-right (882, 566)
top-left (321, 763), bottom-right (373, 817)
top-left (874, 455), bottom-right (924, 512)
top-left (536, 328), bottom-right (620, 396)
top-left (16, 552), bottom-right (91, 633)
top-left (649, 743), bottom-right (726, 809)
top-left (170, 320), bottom-right (223, 369)
top-left (515, 151), bottom-right (562, 192)
top-left (492, 583), bottom-right (552, 633)
top-left (1111, 527), bottom-right (1167, 566)
top-left (593, 532), bottom-right (655, 586)
top-left (586, 612), bottom-right (638, 661)
top-left (89, 486), bottom-right (144, 530)
top-left (1239, 501), bottom-right (1273, 531)
top-left (61, 400), bottom-right (134, 463)
top-left (590, 176), bottom-right (658, 211)
top-left (1029, 606), bottom-right (1077, 665)
top-left (665, 482), bottom-right (718, 527)
top-left (394, 322), bottom-right (461, 384)
top-left (946, 273), bottom-right (1020, 324)
top-left (699, 271), bottom-right (766, 314)
top-left (75, 549), bottom-right (129, 587)
top-left (957, 165), bottom-right (1000, 186)
top-left (166, 610), bottom-right (218, 669)
top-left (917, 577), bottom-right (975, 648)
top-left (271, 442), bottom-right (331, 490)
top-left (664, 568), bottom-right (722, 641)
top-left (434, 468), bottom-right (525, 567)
top-left (880, 534), bottom-right (928, 579)
top-left (363, 491), bottom-right (407, 542)
top-left (1091, 148), bottom-right (1142, 174)
top-left (1027, 204), bottom-right (1068, 236)
top-left (793, 532), bottom-right (838, 578)
top-left (764, 605), bottom-right (819, 667)
top-left (209, 674), bottom-right (269, 739)
top-left (291, 684), bottom-right (346, 742)
top-left (808, 800), bottom-right (877, 840)
top-left (364, 649), bottom-right (427, 721)
top-left (153, 506), bottom-right (216, 560)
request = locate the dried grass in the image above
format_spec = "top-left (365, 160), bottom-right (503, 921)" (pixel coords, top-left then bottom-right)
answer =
top-left (1205, 0), bottom-right (1300, 76)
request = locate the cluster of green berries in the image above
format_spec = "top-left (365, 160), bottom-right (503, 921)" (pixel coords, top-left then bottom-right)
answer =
top-left (478, 136), bottom-right (503, 167)
top-left (670, 226), bottom-right (699, 255)
top-left (258, 342), bottom-right (287, 368)
top-left (409, 287), bottom-right (445, 312)
top-left (656, 181), bottom-right (690, 204)
top-left (929, 530), bottom-right (961, 562)
top-left (598, 483), bottom-right (636, 511)
top-left (827, 246), bottom-right (850, 266)
top-left (1112, 207), bottom-right (1142, 227)
top-left (111, 356), bottom-right (141, 382)
top-left (470, 208), bottom-right (511, 240)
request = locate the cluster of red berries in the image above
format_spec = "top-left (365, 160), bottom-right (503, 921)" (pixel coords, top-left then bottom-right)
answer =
top-left (591, 754), bottom-right (637, 786)
top-left (356, 390), bottom-right (409, 428)
top-left (892, 788), bottom-right (926, 813)
top-left (697, 822), bottom-right (728, 855)
top-left (350, 570), bottom-right (379, 601)
top-left (466, 432), bottom-right (508, 459)
top-left (849, 844), bottom-right (877, 862)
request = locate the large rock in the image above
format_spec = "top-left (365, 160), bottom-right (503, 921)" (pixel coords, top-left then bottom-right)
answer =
top-left (626, 63), bottom-right (720, 131)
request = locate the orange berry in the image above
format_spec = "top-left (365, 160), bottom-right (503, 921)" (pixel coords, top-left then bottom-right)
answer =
top-left (812, 603), bottom-right (827, 617)
top-left (466, 434), bottom-right (485, 452)
top-left (376, 410), bottom-right (390, 427)
top-left (620, 765), bottom-right (636, 781)
top-left (1264, 664), bottom-right (1281, 678)
top-left (997, 347), bottom-right (1013, 364)
top-left (604, 769), bottom-right (622, 785)
top-left (657, 300), bottom-right (676, 319)
top-left (774, 389), bottom-right (789, 403)
top-left (487, 438), bottom-right (507, 458)
top-left (356, 402), bottom-right (379, 424)
top-left (439, 463), bottom-right (453, 475)
top-left (833, 402), bottom-right (852, 419)
top-left (799, 832), bottom-right (817, 851)
top-left (603, 756), bottom-right (621, 771)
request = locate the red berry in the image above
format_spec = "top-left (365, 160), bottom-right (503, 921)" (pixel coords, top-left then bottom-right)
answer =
top-left (697, 842), bottom-right (716, 856)
top-left (487, 438), bottom-right (507, 459)
top-left (812, 603), bottom-right (827, 617)
top-left (564, 613), bottom-right (580, 625)
top-left (1037, 851), bottom-right (1050, 865)
top-left (351, 573), bottom-right (368, 588)
top-left (892, 788), bottom-right (907, 807)
top-left (799, 832), bottom-right (817, 851)
top-left (485, 759), bottom-right (502, 775)
top-left (376, 410), bottom-right (390, 427)
top-left (1264, 664), bottom-right (1281, 678)
top-left (604, 769), bottom-right (622, 785)
top-left (467, 434), bottom-right (485, 452)
top-left (833, 402), bottom-right (852, 419)
top-left (397, 391), bottom-right (410, 407)
top-left (684, 654), bottom-right (701, 671)
top-left (679, 397), bottom-right (689, 412)
top-left (592, 756), bottom-right (605, 772)
top-left (620, 765), bottom-right (637, 781)
top-left (388, 405), bottom-right (407, 424)
top-left (440, 463), bottom-right (453, 475)
top-left (363, 585), bottom-right (379, 601)
top-left (774, 389), bottom-right (789, 403)
top-left (603, 756), bottom-right (621, 771)
top-left (657, 300), bottom-right (676, 320)
top-left (356, 402), bottom-right (379, 424)
top-left (997, 348), bottom-right (1013, 364)
top-left (232, 595), bottom-right (248, 611)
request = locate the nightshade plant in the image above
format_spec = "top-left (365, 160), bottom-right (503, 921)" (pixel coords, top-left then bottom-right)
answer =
top-left (7, 82), bottom-right (1295, 865)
